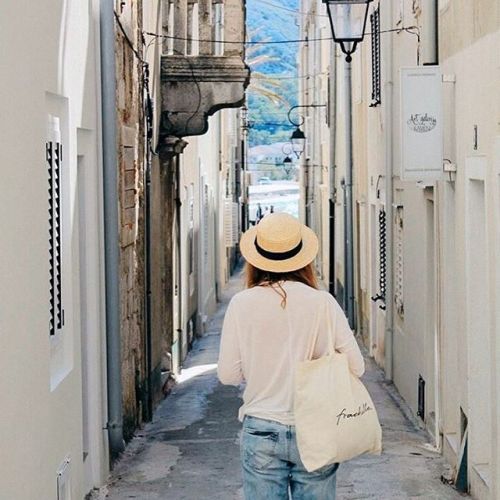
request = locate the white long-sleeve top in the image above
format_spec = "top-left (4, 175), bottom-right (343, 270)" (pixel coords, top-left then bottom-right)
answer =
top-left (217, 281), bottom-right (365, 425)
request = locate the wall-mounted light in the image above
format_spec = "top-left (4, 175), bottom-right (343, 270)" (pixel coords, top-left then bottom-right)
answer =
top-left (290, 127), bottom-right (306, 159)
top-left (287, 104), bottom-right (326, 158)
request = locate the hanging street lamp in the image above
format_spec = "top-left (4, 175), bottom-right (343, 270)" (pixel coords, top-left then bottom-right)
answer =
top-left (322, 0), bottom-right (373, 62)
top-left (323, 0), bottom-right (372, 328)
top-left (287, 104), bottom-right (326, 159)
top-left (281, 143), bottom-right (295, 179)
top-left (281, 142), bottom-right (294, 165)
top-left (290, 127), bottom-right (306, 159)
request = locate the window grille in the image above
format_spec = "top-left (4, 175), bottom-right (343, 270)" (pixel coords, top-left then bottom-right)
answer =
top-left (46, 117), bottom-right (65, 336)
top-left (370, 7), bottom-right (381, 107)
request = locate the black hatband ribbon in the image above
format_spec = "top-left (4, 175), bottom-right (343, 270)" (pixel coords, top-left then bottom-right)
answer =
top-left (254, 238), bottom-right (303, 261)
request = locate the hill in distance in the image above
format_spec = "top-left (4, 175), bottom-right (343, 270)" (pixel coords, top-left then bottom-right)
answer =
top-left (246, 0), bottom-right (299, 148)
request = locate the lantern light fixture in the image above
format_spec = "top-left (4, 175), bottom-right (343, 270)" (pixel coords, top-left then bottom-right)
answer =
top-left (322, 0), bottom-right (373, 62)
top-left (290, 127), bottom-right (306, 159)
top-left (287, 104), bottom-right (326, 158)
top-left (282, 143), bottom-right (294, 165)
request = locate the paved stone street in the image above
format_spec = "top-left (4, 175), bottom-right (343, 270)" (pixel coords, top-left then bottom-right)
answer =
top-left (104, 270), bottom-right (467, 500)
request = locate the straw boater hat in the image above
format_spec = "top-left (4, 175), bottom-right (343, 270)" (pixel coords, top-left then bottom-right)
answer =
top-left (240, 213), bottom-right (319, 273)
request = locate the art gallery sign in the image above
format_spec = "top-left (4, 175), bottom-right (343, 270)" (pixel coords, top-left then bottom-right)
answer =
top-left (400, 66), bottom-right (443, 181)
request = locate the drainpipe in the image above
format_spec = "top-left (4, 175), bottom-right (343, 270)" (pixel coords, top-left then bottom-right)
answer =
top-left (423, 0), bottom-right (440, 449)
top-left (422, 0), bottom-right (438, 65)
top-left (344, 56), bottom-right (355, 329)
top-left (328, 42), bottom-right (337, 297)
top-left (384, 3), bottom-right (394, 382)
top-left (214, 112), bottom-right (222, 300)
top-left (144, 141), bottom-right (153, 420)
top-left (100, 0), bottom-right (125, 458)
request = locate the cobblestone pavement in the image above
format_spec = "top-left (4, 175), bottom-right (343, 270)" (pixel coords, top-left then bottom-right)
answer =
top-left (104, 269), bottom-right (467, 500)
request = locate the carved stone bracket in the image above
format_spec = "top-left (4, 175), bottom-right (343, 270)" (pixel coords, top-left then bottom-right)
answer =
top-left (158, 136), bottom-right (188, 162)
top-left (160, 55), bottom-right (250, 138)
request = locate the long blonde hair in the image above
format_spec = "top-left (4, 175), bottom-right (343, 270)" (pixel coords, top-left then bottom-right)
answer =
top-left (245, 262), bottom-right (318, 308)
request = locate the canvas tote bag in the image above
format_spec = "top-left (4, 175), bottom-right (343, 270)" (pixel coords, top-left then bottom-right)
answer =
top-left (294, 308), bottom-right (382, 472)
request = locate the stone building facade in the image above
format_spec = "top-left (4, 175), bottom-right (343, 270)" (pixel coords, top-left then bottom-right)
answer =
top-left (115, 0), bottom-right (249, 441)
top-left (157, 0), bottom-right (249, 374)
top-left (115, 0), bottom-right (149, 440)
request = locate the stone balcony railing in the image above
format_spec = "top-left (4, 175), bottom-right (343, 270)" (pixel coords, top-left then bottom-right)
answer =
top-left (160, 0), bottom-right (250, 138)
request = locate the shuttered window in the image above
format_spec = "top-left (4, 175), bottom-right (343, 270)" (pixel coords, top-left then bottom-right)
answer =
top-left (46, 116), bottom-right (65, 336)
top-left (224, 198), bottom-right (238, 247)
top-left (394, 206), bottom-right (404, 318)
top-left (370, 7), bottom-right (381, 107)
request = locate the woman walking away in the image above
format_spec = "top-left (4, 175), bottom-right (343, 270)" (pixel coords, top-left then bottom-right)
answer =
top-left (218, 213), bottom-right (365, 500)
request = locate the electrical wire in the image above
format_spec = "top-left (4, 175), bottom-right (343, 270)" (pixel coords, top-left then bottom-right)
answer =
top-left (144, 26), bottom-right (420, 47)
top-left (249, 72), bottom-right (328, 80)
top-left (233, 161), bottom-right (331, 169)
top-left (116, 10), bottom-right (205, 140)
top-left (114, 12), bottom-right (160, 154)
top-left (248, 121), bottom-right (293, 127)
top-left (114, 11), bottom-right (146, 64)
top-left (124, 15), bottom-right (422, 143)
top-left (252, 0), bottom-right (329, 18)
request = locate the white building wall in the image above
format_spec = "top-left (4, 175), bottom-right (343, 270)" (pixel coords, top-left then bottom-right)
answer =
top-left (0, 0), bottom-right (108, 498)
top-left (179, 107), bottom-right (241, 341)
top-left (300, 0), bottom-right (500, 497)
top-left (197, 120), bottom-right (220, 324)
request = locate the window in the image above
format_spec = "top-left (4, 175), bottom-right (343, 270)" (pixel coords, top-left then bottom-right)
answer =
top-left (46, 115), bottom-right (65, 336)
top-left (370, 6), bottom-right (381, 107)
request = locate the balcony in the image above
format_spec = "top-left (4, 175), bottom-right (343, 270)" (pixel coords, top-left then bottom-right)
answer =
top-left (160, 0), bottom-right (250, 138)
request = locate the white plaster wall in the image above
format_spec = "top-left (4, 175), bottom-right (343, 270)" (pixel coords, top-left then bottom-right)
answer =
top-left (0, 0), bottom-right (108, 498)
top-left (363, 2), bottom-right (500, 497)
top-left (438, 27), bottom-right (500, 497)
top-left (190, 107), bottom-right (241, 317)
top-left (190, 113), bottom-right (224, 330)
top-left (301, 0), bottom-right (500, 496)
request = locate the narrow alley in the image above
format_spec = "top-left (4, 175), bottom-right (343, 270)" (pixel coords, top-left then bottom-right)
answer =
top-left (3, 1), bottom-right (500, 499)
top-left (103, 266), bottom-right (464, 500)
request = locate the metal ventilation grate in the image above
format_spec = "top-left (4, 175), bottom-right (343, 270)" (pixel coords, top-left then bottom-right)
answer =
top-left (370, 7), bottom-right (381, 107)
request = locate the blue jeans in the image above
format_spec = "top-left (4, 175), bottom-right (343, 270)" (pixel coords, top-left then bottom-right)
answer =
top-left (241, 416), bottom-right (338, 499)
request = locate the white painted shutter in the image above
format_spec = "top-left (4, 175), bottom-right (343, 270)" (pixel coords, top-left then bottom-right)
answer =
top-left (224, 199), bottom-right (238, 247)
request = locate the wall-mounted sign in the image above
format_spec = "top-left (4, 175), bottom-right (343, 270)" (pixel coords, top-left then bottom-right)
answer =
top-left (400, 66), bottom-right (443, 181)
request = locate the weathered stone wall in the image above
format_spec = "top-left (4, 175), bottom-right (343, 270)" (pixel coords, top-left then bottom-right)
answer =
top-left (115, 0), bottom-right (148, 441)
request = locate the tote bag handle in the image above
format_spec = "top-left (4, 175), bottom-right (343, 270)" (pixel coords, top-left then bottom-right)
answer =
top-left (306, 296), bottom-right (336, 361)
